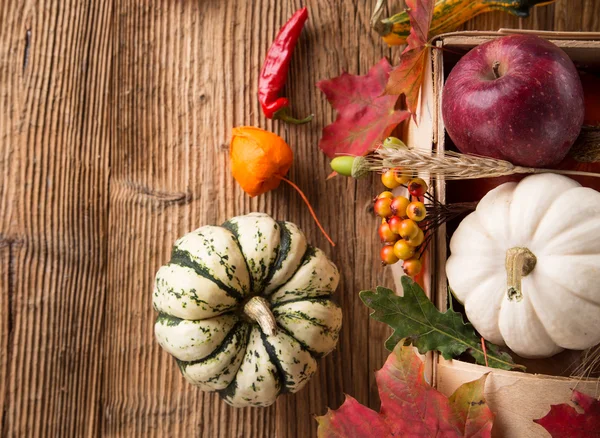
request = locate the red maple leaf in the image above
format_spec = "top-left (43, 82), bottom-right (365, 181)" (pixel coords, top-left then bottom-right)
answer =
top-left (317, 58), bottom-right (409, 158)
top-left (534, 390), bottom-right (600, 438)
top-left (384, 0), bottom-right (435, 116)
top-left (316, 343), bottom-right (494, 437)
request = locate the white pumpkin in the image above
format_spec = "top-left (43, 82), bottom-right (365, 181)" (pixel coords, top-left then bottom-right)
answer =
top-left (446, 173), bottom-right (600, 358)
top-left (153, 212), bottom-right (342, 407)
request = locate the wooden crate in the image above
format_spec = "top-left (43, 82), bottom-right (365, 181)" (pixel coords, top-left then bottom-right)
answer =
top-left (418, 30), bottom-right (600, 437)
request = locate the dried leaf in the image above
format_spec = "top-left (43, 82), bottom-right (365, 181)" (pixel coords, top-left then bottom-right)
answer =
top-left (316, 343), bottom-right (494, 437)
top-left (360, 276), bottom-right (523, 371)
top-left (534, 390), bottom-right (600, 438)
top-left (317, 58), bottom-right (409, 158)
top-left (316, 396), bottom-right (390, 437)
top-left (449, 374), bottom-right (495, 438)
top-left (403, 0), bottom-right (432, 48)
top-left (384, 0), bottom-right (435, 115)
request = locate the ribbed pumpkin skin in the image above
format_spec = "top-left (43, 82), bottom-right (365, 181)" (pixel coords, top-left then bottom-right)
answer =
top-left (153, 213), bottom-right (342, 407)
top-left (446, 174), bottom-right (600, 359)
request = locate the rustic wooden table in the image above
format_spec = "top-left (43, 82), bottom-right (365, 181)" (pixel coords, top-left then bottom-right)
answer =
top-left (1, 1), bottom-right (599, 436)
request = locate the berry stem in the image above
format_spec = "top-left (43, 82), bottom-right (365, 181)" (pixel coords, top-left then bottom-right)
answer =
top-left (280, 176), bottom-right (335, 246)
top-left (481, 337), bottom-right (489, 368)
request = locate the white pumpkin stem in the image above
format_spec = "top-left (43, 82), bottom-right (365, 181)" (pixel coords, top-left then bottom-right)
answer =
top-left (505, 247), bottom-right (537, 302)
top-left (243, 296), bottom-right (277, 336)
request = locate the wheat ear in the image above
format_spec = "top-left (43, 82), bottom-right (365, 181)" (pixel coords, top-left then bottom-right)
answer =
top-left (356, 147), bottom-right (600, 180)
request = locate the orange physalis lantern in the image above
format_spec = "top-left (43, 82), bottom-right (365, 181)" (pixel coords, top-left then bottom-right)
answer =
top-left (230, 126), bottom-right (293, 197)
top-left (229, 126), bottom-right (334, 246)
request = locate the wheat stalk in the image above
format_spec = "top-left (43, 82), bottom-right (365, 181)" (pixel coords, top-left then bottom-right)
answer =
top-left (570, 344), bottom-right (600, 379)
top-left (570, 127), bottom-right (600, 163)
top-left (358, 147), bottom-right (600, 180)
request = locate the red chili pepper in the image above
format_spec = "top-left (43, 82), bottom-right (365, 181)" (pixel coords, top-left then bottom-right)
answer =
top-left (258, 7), bottom-right (313, 125)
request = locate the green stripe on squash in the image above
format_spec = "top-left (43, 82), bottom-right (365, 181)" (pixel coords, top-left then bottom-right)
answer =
top-left (170, 248), bottom-right (244, 302)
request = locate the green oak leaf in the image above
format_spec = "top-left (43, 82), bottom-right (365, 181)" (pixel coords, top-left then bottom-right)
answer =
top-left (360, 276), bottom-right (524, 371)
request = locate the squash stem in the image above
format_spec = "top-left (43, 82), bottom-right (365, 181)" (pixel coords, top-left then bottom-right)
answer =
top-left (243, 296), bottom-right (277, 336)
top-left (505, 247), bottom-right (537, 301)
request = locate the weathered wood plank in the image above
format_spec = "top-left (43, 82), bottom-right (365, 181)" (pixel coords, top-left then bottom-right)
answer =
top-left (103, 1), bottom-right (280, 436)
top-left (104, 1), bottom-right (393, 436)
top-left (582, 0), bottom-right (600, 31)
top-left (271, 0), bottom-right (397, 429)
top-left (0, 0), bottom-right (598, 437)
top-left (99, 0), bottom-right (600, 437)
top-left (554, 0), bottom-right (584, 31)
top-left (0, 243), bottom-right (11, 435)
top-left (0, 0), bottom-right (112, 436)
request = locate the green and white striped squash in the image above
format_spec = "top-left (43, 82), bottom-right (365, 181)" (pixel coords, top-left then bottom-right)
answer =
top-left (153, 212), bottom-right (342, 407)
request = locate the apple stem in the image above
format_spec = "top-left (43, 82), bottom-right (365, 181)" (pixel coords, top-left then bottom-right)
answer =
top-left (492, 61), bottom-right (501, 79)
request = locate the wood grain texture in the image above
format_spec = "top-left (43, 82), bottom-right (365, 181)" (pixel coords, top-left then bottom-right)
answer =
top-left (104, 2), bottom-right (391, 436)
top-left (0, 0), bottom-right (598, 437)
top-left (0, 0), bottom-right (113, 436)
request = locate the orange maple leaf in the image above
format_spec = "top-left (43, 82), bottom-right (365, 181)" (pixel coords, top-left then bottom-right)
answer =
top-left (384, 0), bottom-right (435, 117)
top-left (317, 58), bottom-right (409, 158)
top-left (316, 343), bottom-right (494, 438)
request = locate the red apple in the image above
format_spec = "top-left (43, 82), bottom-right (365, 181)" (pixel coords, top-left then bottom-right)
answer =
top-left (442, 35), bottom-right (584, 168)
